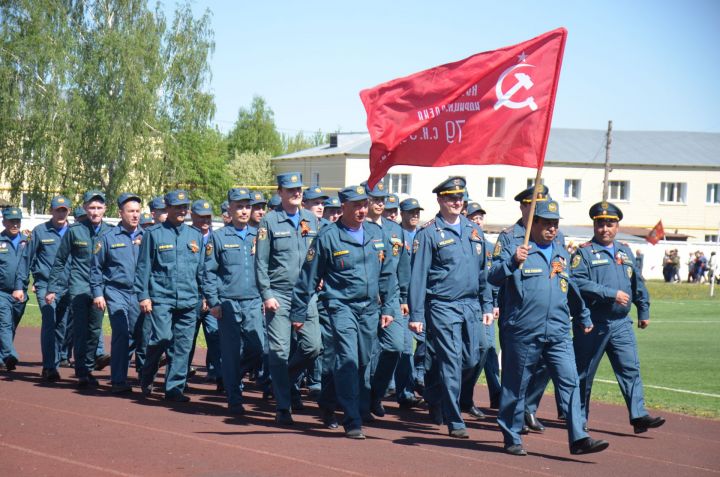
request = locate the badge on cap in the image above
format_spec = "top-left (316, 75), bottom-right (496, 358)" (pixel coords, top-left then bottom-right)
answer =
top-left (377, 183), bottom-right (384, 190)
top-left (453, 178), bottom-right (461, 185)
top-left (203, 202), bottom-right (209, 209)
top-left (178, 193), bottom-right (185, 199)
top-left (291, 175), bottom-right (298, 182)
top-left (58, 198), bottom-right (65, 203)
top-left (355, 186), bottom-right (364, 194)
top-left (548, 202), bottom-right (558, 212)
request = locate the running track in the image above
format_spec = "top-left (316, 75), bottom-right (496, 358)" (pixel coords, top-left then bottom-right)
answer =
top-left (1, 327), bottom-right (718, 477)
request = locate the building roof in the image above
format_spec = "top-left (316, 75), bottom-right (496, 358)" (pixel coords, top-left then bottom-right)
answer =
top-left (274, 129), bottom-right (720, 168)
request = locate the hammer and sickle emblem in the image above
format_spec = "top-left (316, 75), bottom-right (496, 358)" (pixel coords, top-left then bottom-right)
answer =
top-left (494, 63), bottom-right (538, 111)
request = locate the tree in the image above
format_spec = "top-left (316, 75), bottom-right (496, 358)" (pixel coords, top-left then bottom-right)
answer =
top-left (226, 150), bottom-right (275, 189)
top-left (226, 95), bottom-right (283, 157)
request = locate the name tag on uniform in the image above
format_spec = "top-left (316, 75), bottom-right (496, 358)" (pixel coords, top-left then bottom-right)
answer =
top-left (73, 241), bottom-right (88, 247)
top-left (41, 239), bottom-right (55, 244)
top-left (111, 243), bottom-right (127, 249)
top-left (223, 244), bottom-right (240, 249)
top-left (158, 244), bottom-right (174, 251)
top-left (522, 268), bottom-right (543, 275)
top-left (438, 238), bottom-right (455, 247)
top-left (274, 231), bottom-right (291, 237)
top-left (591, 259), bottom-right (609, 265)
top-left (0, 248), bottom-right (8, 254)
top-left (333, 250), bottom-right (349, 256)
top-left (373, 242), bottom-right (385, 249)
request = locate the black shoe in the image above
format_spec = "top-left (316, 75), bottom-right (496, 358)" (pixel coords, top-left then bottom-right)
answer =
top-left (321, 409), bottom-right (339, 429)
top-left (414, 380), bottom-right (425, 395)
top-left (216, 379), bottom-right (225, 394)
top-left (164, 393), bottom-right (190, 403)
top-left (463, 405), bottom-right (485, 419)
top-left (141, 383), bottom-right (154, 397)
top-left (291, 399), bottom-right (305, 411)
top-left (524, 411), bottom-right (545, 432)
top-left (158, 355), bottom-right (168, 368)
top-left (583, 424), bottom-right (589, 432)
top-left (370, 401), bottom-right (386, 417)
top-left (94, 354), bottom-right (111, 371)
top-left (111, 383), bottom-right (133, 394)
top-left (229, 404), bottom-right (246, 416)
top-left (58, 359), bottom-right (73, 368)
top-left (4, 356), bottom-right (18, 371)
top-left (570, 437), bottom-right (609, 455)
top-left (631, 415), bottom-right (666, 434)
top-left (557, 413), bottom-right (567, 421)
top-left (505, 444), bottom-right (527, 456)
top-left (187, 367), bottom-right (197, 378)
top-left (41, 369), bottom-right (60, 382)
top-left (429, 405), bottom-right (444, 425)
top-left (520, 425), bottom-right (530, 435)
top-left (77, 374), bottom-right (99, 388)
top-left (449, 428), bottom-right (469, 439)
top-left (346, 428), bottom-right (366, 440)
top-left (398, 396), bottom-right (424, 409)
top-left (275, 410), bottom-right (294, 425)
top-left (361, 413), bottom-right (376, 423)
top-left (489, 394), bottom-right (500, 410)
top-left (384, 387), bottom-right (395, 398)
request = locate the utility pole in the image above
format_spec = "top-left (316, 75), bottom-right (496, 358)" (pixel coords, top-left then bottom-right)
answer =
top-left (602, 120), bottom-right (612, 201)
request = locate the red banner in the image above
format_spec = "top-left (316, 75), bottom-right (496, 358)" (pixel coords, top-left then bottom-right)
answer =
top-left (360, 28), bottom-right (567, 188)
top-left (646, 220), bottom-right (665, 245)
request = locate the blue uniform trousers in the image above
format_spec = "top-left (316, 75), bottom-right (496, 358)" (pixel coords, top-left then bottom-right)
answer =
top-left (413, 331), bottom-right (427, 386)
top-left (38, 290), bottom-right (71, 370)
top-left (574, 317), bottom-right (648, 422)
top-left (497, 336), bottom-right (588, 447)
top-left (70, 293), bottom-right (105, 378)
top-left (317, 304), bottom-right (337, 411)
top-left (217, 297), bottom-right (265, 408)
top-left (266, 292), bottom-right (321, 411)
top-left (328, 298), bottom-right (378, 431)
top-left (393, 324), bottom-right (418, 403)
top-left (459, 320), bottom-right (490, 410)
top-left (525, 359), bottom-right (564, 417)
top-left (482, 323), bottom-right (501, 402)
top-left (140, 304), bottom-right (196, 397)
top-left (106, 290), bottom-right (142, 386)
top-left (423, 298), bottom-right (482, 432)
top-left (189, 308), bottom-right (222, 380)
top-left (61, 303), bottom-right (106, 363)
top-left (0, 292), bottom-right (25, 362)
top-left (370, 305), bottom-right (406, 403)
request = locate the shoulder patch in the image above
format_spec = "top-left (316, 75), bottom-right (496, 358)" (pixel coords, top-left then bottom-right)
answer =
top-left (580, 241), bottom-right (592, 248)
top-left (571, 254), bottom-right (582, 268)
top-left (421, 218), bottom-right (436, 229)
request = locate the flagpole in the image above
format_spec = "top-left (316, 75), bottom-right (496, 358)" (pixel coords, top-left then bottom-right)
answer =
top-left (523, 168), bottom-right (545, 247)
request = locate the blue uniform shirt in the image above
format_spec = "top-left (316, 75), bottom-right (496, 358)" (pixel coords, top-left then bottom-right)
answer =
top-left (290, 221), bottom-right (396, 323)
top-left (255, 207), bottom-right (319, 301)
top-left (0, 231), bottom-right (29, 293)
top-left (488, 239), bottom-right (592, 343)
top-left (409, 214), bottom-right (493, 326)
top-left (571, 239), bottom-right (650, 322)
top-left (90, 224), bottom-right (144, 298)
top-left (47, 220), bottom-right (113, 297)
top-left (202, 224), bottom-right (259, 307)
top-left (15, 221), bottom-right (69, 295)
top-left (134, 221), bottom-right (204, 308)
top-left (369, 218), bottom-right (411, 305)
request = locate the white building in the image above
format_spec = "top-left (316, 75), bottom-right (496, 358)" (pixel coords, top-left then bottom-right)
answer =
top-left (273, 129), bottom-right (720, 242)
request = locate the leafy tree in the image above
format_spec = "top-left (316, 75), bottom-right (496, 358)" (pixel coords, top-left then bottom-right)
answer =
top-left (226, 150), bottom-right (275, 189)
top-left (227, 95), bottom-right (283, 157)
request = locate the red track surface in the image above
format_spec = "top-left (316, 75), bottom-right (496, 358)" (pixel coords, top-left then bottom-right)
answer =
top-left (2, 327), bottom-right (719, 477)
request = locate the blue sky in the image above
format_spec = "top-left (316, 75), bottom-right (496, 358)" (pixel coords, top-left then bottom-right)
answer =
top-left (167, 0), bottom-right (720, 135)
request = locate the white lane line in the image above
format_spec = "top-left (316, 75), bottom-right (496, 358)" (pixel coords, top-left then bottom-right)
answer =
top-left (594, 379), bottom-right (720, 398)
top-left (0, 441), bottom-right (140, 477)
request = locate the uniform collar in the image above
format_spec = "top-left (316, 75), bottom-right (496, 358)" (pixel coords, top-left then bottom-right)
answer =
top-left (435, 214), bottom-right (470, 234)
top-left (512, 219), bottom-right (526, 238)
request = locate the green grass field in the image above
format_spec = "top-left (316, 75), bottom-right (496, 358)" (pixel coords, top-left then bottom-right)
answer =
top-left (17, 281), bottom-right (719, 418)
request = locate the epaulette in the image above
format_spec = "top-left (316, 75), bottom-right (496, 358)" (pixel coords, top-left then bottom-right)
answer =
top-left (501, 225), bottom-right (514, 234)
top-left (580, 241), bottom-right (592, 248)
top-left (146, 223), bottom-right (162, 232)
top-left (421, 218), bottom-right (436, 229)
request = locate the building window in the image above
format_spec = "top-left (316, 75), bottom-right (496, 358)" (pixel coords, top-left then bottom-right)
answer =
top-left (387, 173), bottom-right (411, 195)
top-left (660, 182), bottom-right (687, 204)
top-left (705, 234), bottom-right (719, 243)
top-left (487, 177), bottom-right (505, 198)
top-left (707, 184), bottom-right (720, 204)
top-left (526, 178), bottom-right (544, 189)
top-left (564, 179), bottom-right (581, 200)
top-left (609, 180), bottom-right (630, 201)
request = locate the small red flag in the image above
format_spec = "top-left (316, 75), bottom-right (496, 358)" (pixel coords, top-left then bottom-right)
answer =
top-left (360, 28), bottom-right (567, 188)
top-left (646, 220), bottom-right (665, 245)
